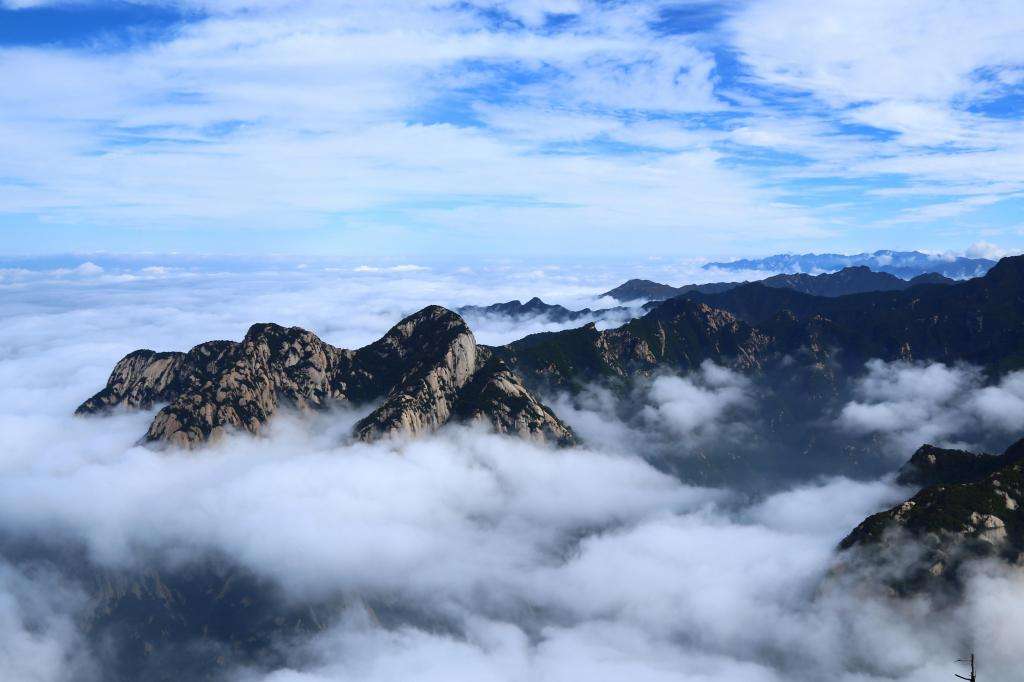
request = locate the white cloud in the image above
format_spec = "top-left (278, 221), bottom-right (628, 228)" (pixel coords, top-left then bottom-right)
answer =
top-left (729, 0), bottom-right (1024, 107)
top-left (0, 0), bottom-right (835, 253)
top-left (964, 241), bottom-right (1012, 260)
top-left (641, 361), bottom-right (753, 441)
top-left (724, 0), bottom-right (1024, 230)
top-left (837, 359), bottom-right (1024, 455)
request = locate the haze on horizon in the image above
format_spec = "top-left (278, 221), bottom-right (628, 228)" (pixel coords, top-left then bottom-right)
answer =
top-left (2, 0), bottom-right (1024, 259)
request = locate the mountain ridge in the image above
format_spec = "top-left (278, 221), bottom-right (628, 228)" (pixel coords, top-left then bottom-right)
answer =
top-left (78, 255), bottom-right (1024, 448)
top-left (601, 265), bottom-right (955, 302)
top-left (77, 306), bottom-right (575, 448)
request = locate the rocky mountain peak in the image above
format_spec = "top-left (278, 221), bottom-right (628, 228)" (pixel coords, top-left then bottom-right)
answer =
top-left (76, 306), bottom-right (571, 448)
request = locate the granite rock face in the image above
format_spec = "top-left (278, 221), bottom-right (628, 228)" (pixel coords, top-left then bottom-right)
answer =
top-left (77, 306), bottom-right (574, 447)
top-left (453, 358), bottom-right (576, 445)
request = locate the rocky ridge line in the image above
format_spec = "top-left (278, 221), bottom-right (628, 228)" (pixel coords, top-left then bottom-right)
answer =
top-left (77, 306), bottom-right (574, 448)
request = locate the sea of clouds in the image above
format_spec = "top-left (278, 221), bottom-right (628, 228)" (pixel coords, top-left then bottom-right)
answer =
top-left (2, 257), bottom-right (1023, 681)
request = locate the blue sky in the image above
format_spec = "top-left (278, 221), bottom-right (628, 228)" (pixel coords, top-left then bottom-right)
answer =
top-left (1, 0), bottom-right (1022, 259)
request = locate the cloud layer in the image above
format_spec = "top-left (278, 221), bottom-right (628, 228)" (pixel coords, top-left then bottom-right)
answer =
top-left (2, 262), bottom-right (1024, 680)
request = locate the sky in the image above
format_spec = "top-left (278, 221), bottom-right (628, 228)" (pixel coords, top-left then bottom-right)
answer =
top-left (1, 0), bottom-right (1024, 258)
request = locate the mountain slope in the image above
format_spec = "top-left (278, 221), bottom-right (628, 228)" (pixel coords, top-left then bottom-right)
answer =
top-left (685, 255), bottom-right (1024, 371)
top-left (77, 307), bottom-right (574, 447)
top-left (496, 299), bottom-right (770, 391)
top-left (839, 439), bottom-right (1024, 589)
top-left (601, 266), bottom-right (954, 303)
top-left (601, 279), bottom-right (736, 302)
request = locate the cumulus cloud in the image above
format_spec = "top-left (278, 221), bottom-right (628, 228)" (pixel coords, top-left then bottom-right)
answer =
top-left (837, 359), bottom-right (1024, 455)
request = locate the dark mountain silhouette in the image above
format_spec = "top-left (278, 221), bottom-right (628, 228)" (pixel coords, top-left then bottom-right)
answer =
top-left (675, 255), bottom-right (1024, 372)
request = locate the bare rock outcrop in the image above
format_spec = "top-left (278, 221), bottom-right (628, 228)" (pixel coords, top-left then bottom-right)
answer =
top-left (452, 358), bottom-right (575, 446)
top-left (77, 306), bottom-right (574, 448)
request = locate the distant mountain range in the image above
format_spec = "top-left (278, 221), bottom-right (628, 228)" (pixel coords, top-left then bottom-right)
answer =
top-left (602, 265), bottom-right (954, 302)
top-left (705, 249), bottom-right (995, 279)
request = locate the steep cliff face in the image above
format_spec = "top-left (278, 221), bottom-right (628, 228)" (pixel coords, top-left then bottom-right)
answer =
top-left (77, 307), bottom-right (574, 447)
top-left (452, 358), bottom-right (575, 445)
top-left (352, 306), bottom-right (479, 441)
top-left (76, 349), bottom-right (188, 413)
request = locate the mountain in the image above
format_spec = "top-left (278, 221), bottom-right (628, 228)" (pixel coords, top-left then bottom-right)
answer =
top-left (79, 256), bottom-right (1024, 451)
top-left (601, 266), bottom-right (954, 303)
top-left (77, 306), bottom-right (574, 447)
top-left (761, 266), bottom-right (954, 296)
top-left (677, 256), bottom-right (1024, 372)
top-left (458, 296), bottom-right (626, 323)
top-left (705, 250), bottom-right (995, 279)
top-left (839, 438), bottom-right (1024, 591)
top-left (895, 443), bottom-right (1024, 488)
top-left (519, 258), bottom-right (1024, 388)
top-left (496, 300), bottom-right (770, 391)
